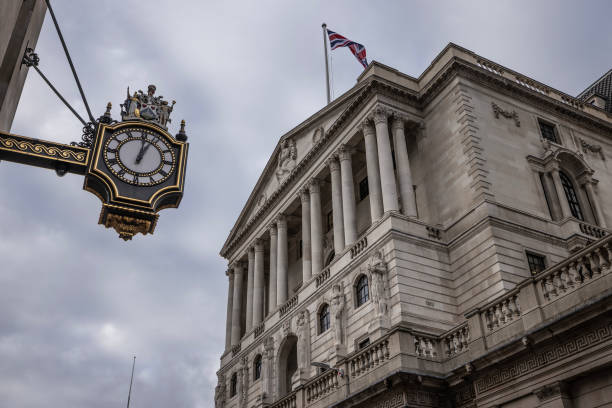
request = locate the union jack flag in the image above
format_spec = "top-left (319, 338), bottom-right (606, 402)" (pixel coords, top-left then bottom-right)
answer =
top-left (326, 29), bottom-right (368, 69)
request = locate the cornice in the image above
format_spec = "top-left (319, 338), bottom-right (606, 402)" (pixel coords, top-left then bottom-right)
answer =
top-left (220, 55), bottom-right (612, 260)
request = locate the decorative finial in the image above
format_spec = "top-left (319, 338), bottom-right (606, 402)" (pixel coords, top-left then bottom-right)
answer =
top-left (176, 119), bottom-right (188, 142)
top-left (99, 102), bottom-right (113, 124)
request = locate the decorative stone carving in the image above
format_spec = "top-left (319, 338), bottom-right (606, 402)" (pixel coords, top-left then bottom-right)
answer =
top-left (312, 126), bottom-right (324, 144)
top-left (368, 250), bottom-right (389, 317)
top-left (262, 336), bottom-right (274, 402)
top-left (296, 309), bottom-right (311, 378)
top-left (491, 101), bottom-right (520, 127)
top-left (534, 382), bottom-right (570, 402)
top-left (214, 373), bottom-right (226, 408)
top-left (239, 356), bottom-right (249, 408)
top-left (256, 193), bottom-right (267, 208)
top-left (373, 106), bottom-right (390, 125)
top-left (330, 283), bottom-right (346, 349)
top-left (281, 319), bottom-right (291, 337)
top-left (276, 138), bottom-right (297, 182)
top-left (579, 137), bottom-right (605, 160)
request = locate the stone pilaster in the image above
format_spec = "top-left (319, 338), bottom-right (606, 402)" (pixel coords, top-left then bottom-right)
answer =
top-left (245, 246), bottom-right (255, 332)
top-left (327, 155), bottom-right (345, 253)
top-left (277, 214), bottom-right (288, 305)
top-left (253, 239), bottom-right (265, 325)
top-left (550, 163), bottom-right (572, 218)
top-left (310, 178), bottom-right (323, 277)
top-left (225, 268), bottom-right (234, 350)
top-left (361, 120), bottom-right (384, 221)
top-left (373, 106), bottom-right (399, 212)
top-left (300, 188), bottom-right (312, 282)
top-left (391, 115), bottom-right (417, 217)
top-left (338, 144), bottom-right (357, 245)
top-left (231, 262), bottom-right (245, 346)
top-left (581, 176), bottom-right (606, 228)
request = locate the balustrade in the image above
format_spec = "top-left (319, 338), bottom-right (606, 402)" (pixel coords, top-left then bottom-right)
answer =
top-left (442, 324), bottom-right (469, 357)
top-left (579, 221), bottom-right (607, 239)
top-left (315, 267), bottom-right (330, 288)
top-left (350, 236), bottom-right (368, 259)
top-left (271, 392), bottom-right (297, 408)
top-left (305, 369), bottom-right (340, 404)
top-left (279, 294), bottom-right (298, 317)
top-left (483, 293), bottom-right (520, 332)
top-left (349, 338), bottom-right (390, 378)
top-left (414, 335), bottom-right (438, 358)
top-left (254, 322), bottom-right (265, 338)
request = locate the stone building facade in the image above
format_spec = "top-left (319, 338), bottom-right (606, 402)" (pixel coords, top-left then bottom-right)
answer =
top-left (215, 43), bottom-right (612, 408)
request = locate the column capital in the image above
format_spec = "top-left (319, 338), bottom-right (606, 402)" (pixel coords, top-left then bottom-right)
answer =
top-left (268, 223), bottom-right (278, 236)
top-left (337, 144), bottom-right (355, 161)
top-left (248, 246), bottom-right (255, 258)
top-left (391, 114), bottom-right (406, 131)
top-left (360, 119), bottom-right (376, 136)
top-left (299, 187), bottom-right (310, 203)
top-left (231, 261), bottom-right (246, 273)
top-left (276, 213), bottom-right (288, 228)
top-left (373, 106), bottom-right (390, 125)
top-left (309, 178), bottom-right (321, 194)
top-left (226, 268), bottom-right (234, 278)
top-left (254, 238), bottom-right (265, 251)
top-left (326, 154), bottom-right (340, 172)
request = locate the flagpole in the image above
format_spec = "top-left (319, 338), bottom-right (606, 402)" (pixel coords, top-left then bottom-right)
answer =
top-left (126, 356), bottom-right (136, 408)
top-left (322, 23), bottom-right (331, 104)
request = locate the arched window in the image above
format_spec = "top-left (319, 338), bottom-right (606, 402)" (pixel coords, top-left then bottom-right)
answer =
top-left (319, 304), bottom-right (330, 334)
top-left (559, 171), bottom-right (584, 221)
top-left (253, 355), bottom-right (262, 381)
top-left (230, 372), bottom-right (237, 397)
top-left (356, 275), bottom-right (369, 307)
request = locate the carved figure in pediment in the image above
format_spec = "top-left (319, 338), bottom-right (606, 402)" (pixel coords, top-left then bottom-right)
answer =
top-left (368, 250), bottom-right (389, 318)
top-left (276, 138), bottom-right (297, 182)
top-left (330, 283), bottom-right (345, 346)
top-left (312, 126), bottom-right (324, 144)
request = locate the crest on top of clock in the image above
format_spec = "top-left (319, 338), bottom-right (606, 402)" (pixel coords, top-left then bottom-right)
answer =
top-left (120, 84), bottom-right (176, 129)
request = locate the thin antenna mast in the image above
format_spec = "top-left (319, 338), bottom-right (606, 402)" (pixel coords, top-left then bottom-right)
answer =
top-left (126, 356), bottom-right (136, 408)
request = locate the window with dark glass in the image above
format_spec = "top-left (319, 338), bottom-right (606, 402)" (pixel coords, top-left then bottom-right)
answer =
top-left (559, 171), bottom-right (584, 220)
top-left (230, 373), bottom-right (237, 397)
top-left (526, 252), bottom-right (546, 275)
top-left (359, 177), bottom-right (369, 201)
top-left (319, 304), bottom-right (330, 333)
top-left (358, 338), bottom-right (371, 349)
top-left (539, 120), bottom-right (558, 143)
top-left (326, 211), bottom-right (333, 232)
top-left (253, 355), bottom-right (262, 380)
top-left (356, 275), bottom-right (369, 307)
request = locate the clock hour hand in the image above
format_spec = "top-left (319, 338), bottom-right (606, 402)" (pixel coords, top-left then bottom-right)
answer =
top-left (135, 138), bottom-right (147, 164)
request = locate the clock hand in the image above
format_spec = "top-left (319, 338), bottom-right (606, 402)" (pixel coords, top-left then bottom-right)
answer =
top-left (135, 139), bottom-right (146, 164)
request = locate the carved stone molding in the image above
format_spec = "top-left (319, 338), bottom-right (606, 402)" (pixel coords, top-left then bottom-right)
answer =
top-left (491, 101), bottom-right (520, 127)
top-left (312, 126), bottom-right (324, 144)
top-left (534, 382), bottom-right (570, 402)
top-left (579, 137), bottom-right (605, 161)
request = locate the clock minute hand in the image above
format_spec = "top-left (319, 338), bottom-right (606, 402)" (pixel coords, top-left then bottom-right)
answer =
top-left (135, 139), bottom-right (146, 164)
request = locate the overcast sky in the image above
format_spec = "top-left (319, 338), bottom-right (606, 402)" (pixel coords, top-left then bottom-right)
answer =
top-left (1, 1), bottom-right (611, 407)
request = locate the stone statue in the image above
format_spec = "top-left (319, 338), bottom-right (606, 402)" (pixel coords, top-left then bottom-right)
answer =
top-left (368, 250), bottom-right (389, 318)
top-left (296, 310), bottom-right (310, 375)
top-left (159, 99), bottom-right (176, 127)
top-left (330, 283), bottom-right (345, 346)
top-left (214, 374), bottom-right (226, 408)
top-left (262, 337), bottom-right (274, 400)
top-left (120, 84), bottom-right (176, 129)
top-left (276, 138), bottom-right (297, 182)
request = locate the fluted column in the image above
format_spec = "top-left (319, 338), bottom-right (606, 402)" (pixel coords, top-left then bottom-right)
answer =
top-left (391, 115), bottom-right (417, 217)
top-left (253, 239), bottom-right (265, 325)
top-left (268, 225), bottom-right (278, 312)
top-left (338, 145), bottom-right (357, 245)
top-left (373, 107), bottom-right (399, 212)
top-left (300, 189), bottom-right (312, 282)
top-left (277, 214), bottom-right (288, 305)
top-left (245, 247), bottom-right (255, 332)
top-left (310, 178), bottom-right (323, 276)
top-left (225, 269), bottom-right (234, 350)
top-left (550, 166), bottom-right (571, 218)
top-left (583, 179), bottom-right (607, 228)
top-left (327, 155), bottom-right (345, 253)
top-left (230, 262), bottom-right (244, 346)
top-left (362, 121), bottom-right (384, 221)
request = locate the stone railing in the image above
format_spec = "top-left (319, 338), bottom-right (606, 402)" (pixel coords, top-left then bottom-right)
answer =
top-left (271, 392), bottom-right (297, 408)
top-left (579, 221), bottom-right (607, 239)
top-left (476, 58), bottom-right (504, 76)
top-left (514, 74), bottom-right (550, 95)
top-left (348, 337), bottom-right (390, 378)
top-left (442, 323), bottom-right (469, 357)
top-left (279, 294), bottom-right (298, 317)
top-left (482, 291), bottom-right (521, 332)
top-left (254, 322), bottom-right (265, 339)
top-left (414, 335), bottom-right (438, 358)
top-left (231, 344), bottom-right (241, 356)
top-left (315, 267), bottom-right (330, 288)
top-left (350, 236), bottom-right (368, 259)
top-left (537, 236), bottom-right (611, 303)
top-left (304, 369), bottom-right (340, 404)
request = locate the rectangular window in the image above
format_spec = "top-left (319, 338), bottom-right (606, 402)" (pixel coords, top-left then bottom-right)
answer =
top-left (538, 120), bottom-right (558, 144)
top-left (358, 338), bottom-right (371, 349)
top-left (326, 211), bottom-right (333, 232)
top-left (359, 177), bottom-right (369, 201)
top-left (526, 252), bottom-right (546, 275)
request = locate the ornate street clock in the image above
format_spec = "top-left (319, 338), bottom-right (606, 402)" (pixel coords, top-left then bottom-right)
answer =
top-left (83, 85), bottom-right (188, 240)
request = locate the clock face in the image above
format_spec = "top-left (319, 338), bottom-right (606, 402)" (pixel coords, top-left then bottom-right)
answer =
top-left (103, 128), bottom-right (176, 186)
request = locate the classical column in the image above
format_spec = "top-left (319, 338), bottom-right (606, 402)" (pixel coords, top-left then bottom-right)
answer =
top-left (338, 145), bottom-right (357, 245)
top-left (550, 166), bottom-right (571, 218)
top-left (583, 179), bottom-right (607, 228)
top-left (277, 214), bottom-right (288, 305)
top-left (310, 178), bottom-right (323, 276)
top-left (253, 239), bottom-right (265, 325)
top-left (327, 155), bottom-right (345, 253)
top-left (300, 189), bottom-right (312, 282)
top-left (268, 225), bottom-right (278, 312)
top-left (373, 107), bottom-right (400, 212)
top-left (540, 172), bottom-right (562, 220)
top-left (225, 269), bottom-right (234, 350)
top-left (391, 115), bottom-right (417, 217)
top-left (230, 262), bottom-right (244, 346)
top-left (362, 121), bottom-right (383, 221)
top-left (245, 247), bottom-right (255, 332)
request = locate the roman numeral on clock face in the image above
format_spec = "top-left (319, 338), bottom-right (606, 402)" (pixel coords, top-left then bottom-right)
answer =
top-left (159, 169), bottom-right (168, 177)
top-left (163, 160), bottom-right (173, 165)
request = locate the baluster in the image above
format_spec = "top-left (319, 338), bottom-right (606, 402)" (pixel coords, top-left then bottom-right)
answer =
top-left (502, 299), bottom-right (512, 321)
top-left (590, 251), bottom-right (602, 276)
top-left (450, 333), bottom-right (458, 354)
top-left (462, 327), bottom-right (470, 348)
top-left (595, 247), bottom-right (609, 272)
top-left (580, 257), bottom-right (592, 281)
top-left (553, 270), bottom-right (566, 293)
top-left (507, 296), bottom-right (517, 317)
top-left (384, 340), bottom-right (390, 360)
top-left (495, 304), bottom-right (504, 325)
top-left (567, 262), bottom-right (580, 286)
top-left (484, 310), bottom-right (492, 330)
top-left (559, 267), bottom-right (570, 289)
top-left (375, 344), bottom-right (382, 365)
top-left (414, 337), bottom-right (421, 356)
top-left (546, 275), bottom-right (558, 297)
top-left (350, 360), bottom-right (355, 377)
top-left (541, 279), bottom-right (550, 300)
